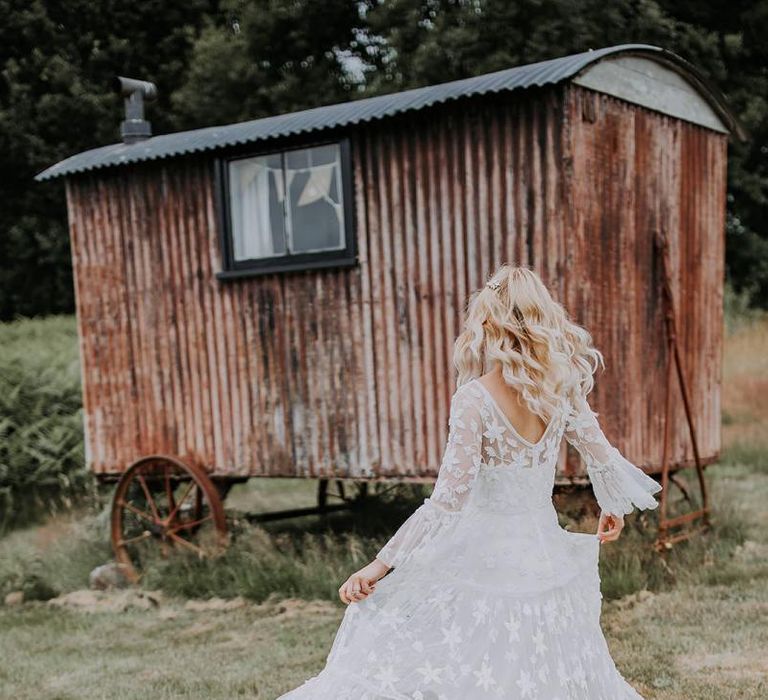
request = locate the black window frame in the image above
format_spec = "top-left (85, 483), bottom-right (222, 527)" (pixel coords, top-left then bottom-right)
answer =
top-left (214, 136), bottom-right (357, 280)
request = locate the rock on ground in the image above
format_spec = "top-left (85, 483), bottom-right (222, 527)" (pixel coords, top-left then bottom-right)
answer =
top-left (4, 591), bottom-right (24, 606)
top-left (89, 562), bottom-right (132, 590)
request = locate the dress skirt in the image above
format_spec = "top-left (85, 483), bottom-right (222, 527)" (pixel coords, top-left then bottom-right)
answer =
top-left (277, 503), bottom-right (644, 700)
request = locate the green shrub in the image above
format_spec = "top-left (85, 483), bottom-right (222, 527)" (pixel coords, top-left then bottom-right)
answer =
top-left (0, 315), bottom-right (92, 531)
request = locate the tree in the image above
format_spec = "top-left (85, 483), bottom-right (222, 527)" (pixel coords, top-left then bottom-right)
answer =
top-left (170, 0), bottom-right (369, 129)
top-left (0, 0), bottom-right (215, 320)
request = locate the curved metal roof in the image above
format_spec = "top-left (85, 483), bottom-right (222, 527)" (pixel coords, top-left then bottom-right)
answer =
top-left (35, 44), bottom-right (744, 182)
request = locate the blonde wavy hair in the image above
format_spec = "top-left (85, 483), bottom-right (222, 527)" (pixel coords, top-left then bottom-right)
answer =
top-left (453, 264), bottom-right (604, 421)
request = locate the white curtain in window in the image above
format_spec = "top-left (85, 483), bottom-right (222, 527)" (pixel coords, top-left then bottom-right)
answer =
top-left (230, 158), bottom-right (276, 260)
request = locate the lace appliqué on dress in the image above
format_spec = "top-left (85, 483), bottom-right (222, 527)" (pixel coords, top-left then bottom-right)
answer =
top-left (376, 383), bottom-right (483, 570)
top-left (564, 394), bottom-right (662, 516)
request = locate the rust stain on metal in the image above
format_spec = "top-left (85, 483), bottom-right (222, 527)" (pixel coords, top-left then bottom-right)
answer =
top-left (562, 86), bottom-right (726, 478)
top-left (65, 84), bottom-right (727, 482)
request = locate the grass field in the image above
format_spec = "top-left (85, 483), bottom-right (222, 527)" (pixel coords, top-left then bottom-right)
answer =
top-left (0, 316), bottom-right (766, 699)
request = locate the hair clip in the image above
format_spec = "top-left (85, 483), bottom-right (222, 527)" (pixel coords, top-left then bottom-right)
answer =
top-left (487, 280), bottom-right (501, 290)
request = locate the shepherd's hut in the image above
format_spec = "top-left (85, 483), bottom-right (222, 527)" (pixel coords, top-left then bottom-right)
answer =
top-left (36, 44), bottom-right (744, 573)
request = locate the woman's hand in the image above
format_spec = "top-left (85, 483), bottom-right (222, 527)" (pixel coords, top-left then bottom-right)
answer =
top-left (338, 559), bottom-right (390, 605)
top-left (597, 512), bottom-right (624, 544)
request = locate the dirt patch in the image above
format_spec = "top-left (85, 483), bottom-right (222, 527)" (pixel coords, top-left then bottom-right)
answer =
top-left (42, 588), bottom-right (338, 622)
top-left (47, 589), bottom-right (164, 613)
top-left (252, 596), bottom-right (337, 620)
top-left (677, 649), bottom-right (768, 682)
top-left (184, 596), bottom-right (248, 612)
top-left (178, 620), bottom-right (220, 638)
top-left (610, 589), bottom-right (656, 611)
top-left (733, 540), bottom-right (768, 562)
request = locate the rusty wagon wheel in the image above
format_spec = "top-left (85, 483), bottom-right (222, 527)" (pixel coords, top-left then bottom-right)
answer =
top-left (110, 455), bottom-right (228, 583)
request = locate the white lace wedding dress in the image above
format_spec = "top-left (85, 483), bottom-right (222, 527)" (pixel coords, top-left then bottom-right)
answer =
top-left (279, 378), bottom-right (662, 699)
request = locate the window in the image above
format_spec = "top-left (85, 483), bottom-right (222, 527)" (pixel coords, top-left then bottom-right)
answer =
top-left (216, 140), bottom-right (356, 278)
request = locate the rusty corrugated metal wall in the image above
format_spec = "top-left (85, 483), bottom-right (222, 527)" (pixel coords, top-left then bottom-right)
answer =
top-left (562, 86), bottom-right (727, 475)
top-left (65, 84), bottom-right (726, 480)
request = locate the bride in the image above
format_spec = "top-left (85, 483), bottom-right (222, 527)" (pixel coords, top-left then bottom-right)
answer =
top-left (278, 264), bottom-right (662, 699)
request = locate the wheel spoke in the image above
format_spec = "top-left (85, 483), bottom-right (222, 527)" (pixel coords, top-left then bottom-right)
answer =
top-left (137, 474), bottom-right (162, 521)
top-left (167, 531), bottom-right (205, 557)
top-left (118, 531), bottom-right (152, 546)
top-left (166, 479), bottom-right (196, 524)
top-left (167, 514), bottom-right (213, 534)
top-left (119, 500), bottom-right (156, 524)
top-left (164, 464), bottom-right (177, 516)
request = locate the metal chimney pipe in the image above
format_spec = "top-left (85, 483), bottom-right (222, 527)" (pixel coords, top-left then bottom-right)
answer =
top-left (115, 76), bottom-right (158, 144)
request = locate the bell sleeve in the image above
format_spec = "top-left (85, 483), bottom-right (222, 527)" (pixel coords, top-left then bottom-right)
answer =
top-left (564, 393), bottom-right (662, 517)
top-left (375, 384), bottom-right (483, 570)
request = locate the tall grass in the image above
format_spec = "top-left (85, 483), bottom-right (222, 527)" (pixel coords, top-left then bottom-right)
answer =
top-left (0, 486), bottom-right (424, 603)
top-left (0, 508), bottom-right (112, 600)
top-left (149, 482), bottom-right (750, 604)
top-left (124, 485), bottom-right (425, 601)
top-left (594, 474), bottom-right (749, 598)
top-left (0, 315), bottom-right (92, 532)
top-left (0, 469), bottom-right (752, 606)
